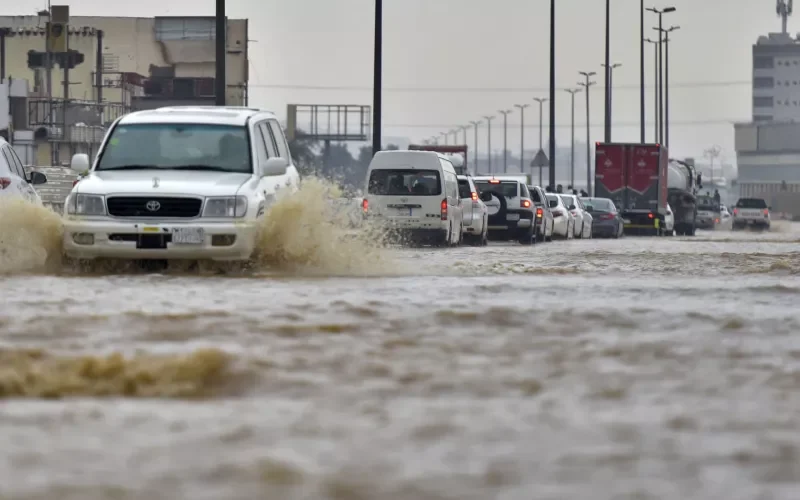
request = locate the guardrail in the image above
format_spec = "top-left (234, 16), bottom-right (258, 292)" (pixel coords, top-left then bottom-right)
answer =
top-left (27, 166), bottom-right (76, 214)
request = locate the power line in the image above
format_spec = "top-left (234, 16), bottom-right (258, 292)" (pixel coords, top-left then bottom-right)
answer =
top-left (383, 118), bottom-right (744, 129)
top-left (249, 80), bottom-right (750, 93)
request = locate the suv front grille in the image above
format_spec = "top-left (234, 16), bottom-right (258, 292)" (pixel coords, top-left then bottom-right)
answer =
top-left (106, 196), bottom-right (202, 218)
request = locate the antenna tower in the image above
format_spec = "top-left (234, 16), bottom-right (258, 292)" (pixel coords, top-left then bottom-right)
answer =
top-left (777, 0), bottom-right (793, 34)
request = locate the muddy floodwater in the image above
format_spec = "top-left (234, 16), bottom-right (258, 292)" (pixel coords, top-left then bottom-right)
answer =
top-left (1, 192), bottom-right (799, 499)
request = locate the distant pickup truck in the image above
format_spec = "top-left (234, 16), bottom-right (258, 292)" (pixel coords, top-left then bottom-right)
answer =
top-left (732, 197), bottom-right (771, 231)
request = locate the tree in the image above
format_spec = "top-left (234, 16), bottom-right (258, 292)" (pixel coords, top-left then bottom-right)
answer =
top-left (286, 129), bottom-right (319, 176)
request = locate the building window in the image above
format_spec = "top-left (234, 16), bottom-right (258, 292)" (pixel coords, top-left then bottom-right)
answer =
top-left (155, 18), bottom-right (215, 41)
top-left (754, 56), bottom-right (774, 69)
top-left (754, 76), bottom-right (774, 88)
top-left (753, 115), bottom-right (772, 121)
top-left (754, 96), bottom-right (774, 107)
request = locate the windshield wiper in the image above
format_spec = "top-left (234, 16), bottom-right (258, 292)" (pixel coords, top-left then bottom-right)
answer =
top-left (172, 165), bottom-right (235, 172)
top-left (99, 164), bottom-right (160, 171)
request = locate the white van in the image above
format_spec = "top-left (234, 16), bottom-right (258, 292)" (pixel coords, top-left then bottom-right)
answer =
top-left (363, 150), bottom-right (464, 246)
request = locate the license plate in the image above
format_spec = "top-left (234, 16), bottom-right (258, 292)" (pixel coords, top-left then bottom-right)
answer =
top-left (623, 219), bottom-right (631, 224)
top-left (397, 207), bottom-right (412, 216)
top-left (507, 214), bottom-right (520, 221)
top-left (172, 227), bottom-right (205, 244)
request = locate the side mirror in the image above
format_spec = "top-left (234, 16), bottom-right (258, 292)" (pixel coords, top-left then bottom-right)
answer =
top-left (479, 191), bottom-right (493, 202)
top-left (29, 171), bottom-right (47, 185)
top-left (70, 153), bottom-right (90, 172)
top-left (262, 157), bottom-right (289, 176)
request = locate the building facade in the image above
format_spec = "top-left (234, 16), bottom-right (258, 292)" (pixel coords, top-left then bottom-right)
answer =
top-left (752, 32), bottom-right (800, 122)
top-left (0, 14), bottom-right (249, 166)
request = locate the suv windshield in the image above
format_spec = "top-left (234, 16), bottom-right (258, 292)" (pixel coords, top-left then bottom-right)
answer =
top-left (368, 169), bottom-right (442, 196)
top-left (96, 123), bottom-right (252, 173)
top-left (736, 198), bottom-right (767, 209)
top-left (474, 181), bottom-right (518, 198)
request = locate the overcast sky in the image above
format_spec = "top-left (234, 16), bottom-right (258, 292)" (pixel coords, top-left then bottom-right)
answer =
top-left (9, 0), bottom-right (790, 164)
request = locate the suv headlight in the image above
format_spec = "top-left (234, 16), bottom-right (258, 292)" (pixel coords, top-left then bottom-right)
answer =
top-left (202, 196), bottom-right (248, 218)
top-left (65, 193), bottom-right (106, 215)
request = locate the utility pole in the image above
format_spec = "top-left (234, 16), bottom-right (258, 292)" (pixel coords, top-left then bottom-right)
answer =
top-left (371, 0), bottom-right (383, 156)
top-left (533, 97), bottom-right (547, 186)
top-left (645, 38), bottom-right (659, 142)
top-left (661, 26), bottom-right (679, 149)
top-left (564, 88), bottom-right (581, 188)
top-left (647, 6), bottom-right (676, 145)
top-left (215, 0), bottom-right (226, 106)
top-left (514, 103), bottom-right (530, 174)
top-left (548, 0), bottom-right (557, 189)
top-left (603, 0), bottom-right (611, 143)
top-left (601, 63), bottom-right (621, 141)
top-left (483, 115), bottom-right (495, 172)
top-left (578, 71), bottom-right (597, 195)
top-left (469, 120), bottom-right (481, 173)
top-left (498, 109), bottom-right (512, 173)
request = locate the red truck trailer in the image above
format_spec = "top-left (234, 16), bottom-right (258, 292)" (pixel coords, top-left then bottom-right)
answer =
top-left (594, 142), bottom-right (669, 235)
top-left (407, 144), bottom-right (468, 175)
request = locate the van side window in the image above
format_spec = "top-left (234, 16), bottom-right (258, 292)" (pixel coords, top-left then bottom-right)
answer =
top-left (267, 120), bottom-right (291, 161)
top-left (257, 122), bottom-right (279, 157)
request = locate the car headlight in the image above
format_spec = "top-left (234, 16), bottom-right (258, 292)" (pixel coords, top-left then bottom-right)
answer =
top-left (65, 193), bottom-right (106, 215)
top-left (202, 196), bottom-right (248, 218)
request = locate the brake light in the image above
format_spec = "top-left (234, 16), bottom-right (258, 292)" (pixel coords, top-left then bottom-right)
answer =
top-left (440, 198), bottom-right (448, 220)
top-left (0, 177), bottom-right (10, 189)
top-left (763, 209), bottom-right (769, 215)
top-left (733, 208), bottom-right (738, 216)
top-left (536, 207), bottom-right (543, 218)
top-left (471, 192), bottom-right (478, 201)
top-left (601, 213), bottom-right (615, 220)
top-left (362, 198), bottom-right (368, 213)
top-left (521, 199), bottom-right (531, 208)
top-left (648, 213), bottom-right (654, 219)
top-left (73, 178), bottom-right (81, 187)
top-left (488, 179), bottom-right (500, 184)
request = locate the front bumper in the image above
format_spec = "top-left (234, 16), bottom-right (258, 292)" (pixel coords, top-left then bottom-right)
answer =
top-left (62, 218), bottom-right (258, 261)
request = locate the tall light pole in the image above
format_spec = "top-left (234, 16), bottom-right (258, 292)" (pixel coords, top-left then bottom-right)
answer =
top-left (578, 71), bottom-right (596, 195)
top-left (451, 129), bottom-right (460, 144)
top-left (533, 97), bottom-right (548, 185)
top-left (460, 125), bottom-right (468, 145)
top-left (639, 0), bottom-right (645, 143)
top-left (645, 38), bottom-right (659, 142)
top-left (564, 88), bottom-right (581, 189)
top-left (647, 6), bottom-right (676, 145)
top-left (601, 62), bottom-right (621, 141)
top-left (372, 0), bottom-right (383, 156)
top-left (514, 104), bottom-right (530, 174)
top-left (215, 0), bottom-right (226, 106)
top-left (440, 132), bottom-right (448, 145)
top-left (603, 0), bottom-right (611, 143)
top-left (469, 120), bottom-right (481, 173)
top-left (661, 26), bottom-right (679, 149)
top-left (483, 115), bottom-right (495, 172)
top-left (498, 109), bottom-right (512, 172)
top-left (548, 0), bottom-right (556, 189)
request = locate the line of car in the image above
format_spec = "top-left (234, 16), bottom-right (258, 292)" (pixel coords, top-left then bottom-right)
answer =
top-left (361, 149), bottom-right (645, 246)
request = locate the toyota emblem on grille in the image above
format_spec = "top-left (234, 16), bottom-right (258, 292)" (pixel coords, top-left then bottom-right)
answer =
top-left (145, 200), bottom-right (161, 212)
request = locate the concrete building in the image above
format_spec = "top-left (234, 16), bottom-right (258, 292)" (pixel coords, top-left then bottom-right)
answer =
top-left (0, 14), bottom-right (249, 166)
top-left (752, 32), bottom-right (800, 122)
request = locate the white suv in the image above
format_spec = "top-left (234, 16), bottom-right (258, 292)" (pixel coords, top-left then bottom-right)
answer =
top-left (62, 106), bottom-right (300, 261)
top-left (472, 176), bottom-right (536, 245)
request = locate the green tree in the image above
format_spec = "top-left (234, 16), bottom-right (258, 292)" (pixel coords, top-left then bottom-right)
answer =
top-left (286, 129), bottom-right (319, 176)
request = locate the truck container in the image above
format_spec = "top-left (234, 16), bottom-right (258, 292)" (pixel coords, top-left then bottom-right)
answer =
top-left (594, 142), bottom-right (669, 235)
top-left (407, 144), bottom-right (468, 175)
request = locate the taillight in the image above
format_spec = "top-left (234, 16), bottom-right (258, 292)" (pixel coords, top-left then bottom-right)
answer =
top-left (715, 218), bottom-right (720, 223)
top-left (733, 208), bottom-right (738, 216)
top-left (521, 199), bottom-right (531, 208)
top-left (647, 213), bottom-right (654, 219)
top-left (536, 207), bottom-right (543, 218)
top-left (0, 177), bottom-right (10, 189)
top-left (73, 179), bottom-right (80, 187)
top-left (471, 192), bottom-right (478, 201)
top-left (763, 209), bottom-right (769, 215)
top-left (601, 213), bottom-right (614, 220)
top-left (362, 198), bottom-right (368, 213)
top-left (440, 198), bottom-right (448, 220)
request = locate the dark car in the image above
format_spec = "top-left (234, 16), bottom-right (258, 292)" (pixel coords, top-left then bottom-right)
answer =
top-left (583, 197), bottom-right (624, 238)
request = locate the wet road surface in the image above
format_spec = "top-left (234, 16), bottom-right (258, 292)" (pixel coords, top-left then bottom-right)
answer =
top-left (1, 202), bottom-right (799, 499)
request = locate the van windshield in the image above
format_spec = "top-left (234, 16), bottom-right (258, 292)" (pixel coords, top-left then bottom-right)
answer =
top-left (368, 169), bottom-right (442, 196)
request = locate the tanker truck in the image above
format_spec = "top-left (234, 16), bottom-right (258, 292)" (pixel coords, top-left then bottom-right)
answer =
top-left (667, 158), bottom-right (702, 236)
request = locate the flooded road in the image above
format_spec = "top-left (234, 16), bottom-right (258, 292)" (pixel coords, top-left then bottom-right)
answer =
top-left (1, 204), bottom-right (799, 498)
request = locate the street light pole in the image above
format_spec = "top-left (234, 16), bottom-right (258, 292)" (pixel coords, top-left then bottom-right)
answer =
top-left (469, 120), bottom-right (481, 173)
top-left (533, 97), bottom-right (547, 185)
top-left (549, 0), bottom-right (557, 189)
top-left (578, 71), bottom-right (597, 195)
top-left (514, 104), bottom-right (530, 174)
top-left (601, 63), bottom-right (621, 141)
top-left (603, 0), bottom-right (611, 142)
top-left (645, 38), bottom-right (659, 142)
top-left (483, 115), bottom-right (495, 172)
top-left (647, 6), bottom-right (676, 145)
top-left (441, 132), bottom-right (448, 145)
top-left (372, 0), bottom-right (382, 156)
top-left (640, 0), bottom-right (645, 143)
top-left (215, 0), bottom-right (226, 106)
top-left (661, 26), bottom-right (679, 150)
top-left (564, 88), bottom-right (581, 189)
top-left (498, 109), bottom-right (512, 173)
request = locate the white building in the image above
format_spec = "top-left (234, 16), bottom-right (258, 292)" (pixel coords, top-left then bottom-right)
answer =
top-left (752, 32), bottom-right (800, 121)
